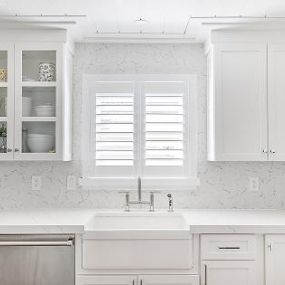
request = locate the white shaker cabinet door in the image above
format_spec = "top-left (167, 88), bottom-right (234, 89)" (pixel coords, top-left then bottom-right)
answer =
top-left (201, 261), bottom-right (257, 285)
top-left (265, 235), bottom-right (285, 285)
top-left (140, 275), bottom-right (199, 285)
top-left (76, 276), bottom-right (136, 285)
top-left (208, 44), bottom-right (267, 161)
top-left (268, 45), bottom-right (285, 161)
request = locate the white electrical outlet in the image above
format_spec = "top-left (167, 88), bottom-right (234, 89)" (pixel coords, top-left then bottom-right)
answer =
top-left (67, 175), bottom-right (77, 191)
top-left (249, 177), bottom-right (259, 192)
top-left (32, 176), bottom-right (42, 191)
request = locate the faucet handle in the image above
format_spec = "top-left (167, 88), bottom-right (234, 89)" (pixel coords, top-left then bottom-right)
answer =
top-left (119, 192), bottom-right (130, 212)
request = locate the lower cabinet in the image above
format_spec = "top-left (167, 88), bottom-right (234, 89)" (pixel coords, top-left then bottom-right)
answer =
top-left (77, 275), bottom-right (199, 285)
top-left (76, 275), bottom-right (135, 285)
top-left (266, 235), bottom-right (285, 285)
top-left (201, 261), bottom-right (257, 285)
top-left (140, 275), bottom-right (199, 285)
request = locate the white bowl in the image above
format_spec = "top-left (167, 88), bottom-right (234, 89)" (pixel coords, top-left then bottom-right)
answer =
top-left (27, 134), bottom-right (54, 153)
top-left (34, 105), bottom-right (55, 117)
top-left (22, 97), bottom-right (32, 116)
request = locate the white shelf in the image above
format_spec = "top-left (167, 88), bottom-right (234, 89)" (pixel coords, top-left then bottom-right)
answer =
top-left (21, 81), bottom-right (56, 87)
top-left (22, 117), bottom-right (56, 122)
top-left (0, 82), bottom-right (8, 88)
top-left (0, 117), bottom-right (7, 122)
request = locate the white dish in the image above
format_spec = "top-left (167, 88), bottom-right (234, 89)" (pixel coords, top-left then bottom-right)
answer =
top-left (34, 105), bottom-right (55, 117)
top-left (22, 97), bottom-right (32, 117)
top-left (27, 133), bottom-right (54, 153)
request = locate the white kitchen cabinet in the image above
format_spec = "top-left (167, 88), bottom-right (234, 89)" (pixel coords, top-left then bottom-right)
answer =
top-left (76, 275), bottom-right (199, 285)
top-left (140, 275), bottom-right (199, 285)
top-left (265, 235), bottom-right (285, 285)
top-left (268, 45), bottom-right (285, 161)
top-left (76, 275), bottom-right (136, 285)
top-left (207, 43), bottom-right (267, 161)
top-left (0, 43), bottom-right (14, 160)
top-left (201, 261), bottom-right (257, 285)
top-left (0, 31), bottom-right (72, 160)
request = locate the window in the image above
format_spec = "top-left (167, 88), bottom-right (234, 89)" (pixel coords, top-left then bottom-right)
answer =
top-left (81, 75), bottom-right (198, 190)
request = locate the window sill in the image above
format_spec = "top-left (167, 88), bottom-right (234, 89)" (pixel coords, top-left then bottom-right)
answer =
top-left (78, 177), bottom-right (200, 191)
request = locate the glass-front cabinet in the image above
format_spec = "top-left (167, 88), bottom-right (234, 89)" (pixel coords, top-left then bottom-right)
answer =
top-left (0, 40), bottom-right (72, 161)
top-left (0, 44), bottom-right (14, 160)
top-left (15, 44), bottom-right (61, 160)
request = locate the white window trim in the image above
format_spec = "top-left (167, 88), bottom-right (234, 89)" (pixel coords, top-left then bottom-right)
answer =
top-left (80, 74), bottom-right (199, 191)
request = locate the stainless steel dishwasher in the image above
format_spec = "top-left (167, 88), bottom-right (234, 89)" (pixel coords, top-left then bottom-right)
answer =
top-left (0, 234), bottom-right (74, 285)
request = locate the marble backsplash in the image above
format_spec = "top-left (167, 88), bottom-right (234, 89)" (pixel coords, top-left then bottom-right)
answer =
top-left (1, 43), bottom-right (285, 210)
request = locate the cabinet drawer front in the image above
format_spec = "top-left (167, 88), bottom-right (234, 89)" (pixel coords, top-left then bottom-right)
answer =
top-left (81, 238), bottom-right (193, 270)
top-left (76, 275), bottom-right (136, 285)
top-left (141, 274), bottom-right (199, 285)
top-left (201, 235), bottom-right (257, 260)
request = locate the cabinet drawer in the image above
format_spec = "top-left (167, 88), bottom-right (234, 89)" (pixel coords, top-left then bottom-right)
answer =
top-left (201, 235), bottom-right (257, 260)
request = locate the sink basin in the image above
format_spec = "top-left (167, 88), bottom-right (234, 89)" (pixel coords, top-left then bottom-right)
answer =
top-left (85, 212), bottom-right (188, 231)
top-left (82, 212), bottom-right (192, 270)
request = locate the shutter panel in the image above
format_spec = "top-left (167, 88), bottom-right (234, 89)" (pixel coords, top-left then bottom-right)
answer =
top-left (143, 81), bottom-right (187, 175)
top-left (93, 82), bottom-right (135, 167)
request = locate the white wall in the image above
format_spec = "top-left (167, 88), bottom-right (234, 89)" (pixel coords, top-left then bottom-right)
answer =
top-left (0, 43), bottom-right (285, 209)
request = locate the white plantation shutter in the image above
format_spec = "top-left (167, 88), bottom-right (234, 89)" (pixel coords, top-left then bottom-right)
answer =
top-left (142, 81), bottom-right (189, 177)
top-left (92, 81), bottom-right (136, 177)
top-left (83, 75), bottom-right (197, 186)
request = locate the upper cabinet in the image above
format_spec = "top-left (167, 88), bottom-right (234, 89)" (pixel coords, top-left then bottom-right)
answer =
top-left (268, 44), bottom-right (285, 161)
top-left (0, 30), bottom-right (72, 161)
top-left (207, 31), bottom-right (285, 161)
top-left (0, 44), bottom-right (14, 160)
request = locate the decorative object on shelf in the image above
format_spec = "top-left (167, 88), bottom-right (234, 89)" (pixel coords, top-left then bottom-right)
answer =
top-left (34, 105), bottom-right (55, 117)
top-left (0, 96), bottom-right (6, 117)
top-left (27, 133), bottom-right (54, 153)
top-left (0, 123), bottom-right (7, 153)
top-left (22, 128), bottom-right (28, 153)
top-left (0, 68), bottom-right (7, 82)
top-left (22, 96), bottom-right (32, 116)
top-left (39, 62), bottom-right (56, 81)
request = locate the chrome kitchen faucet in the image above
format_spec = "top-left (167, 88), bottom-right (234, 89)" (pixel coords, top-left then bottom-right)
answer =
top-left (120, 177), bottom-right (157, 212)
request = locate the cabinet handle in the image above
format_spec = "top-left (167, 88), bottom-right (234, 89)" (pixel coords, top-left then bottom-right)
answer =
top-left (218, 246), bottom-right (241, 250)
top-left (14, 148), bottom-right (19, 152)
top-left (204, 264), bottom-right (207, 285)
top-left (140, 280), bottom-right (143, 285)
top-left (132, 280), bottom-right (135, 285)
top-left (7, 148), bottom-right (12, 152)
top-left (270, 149), bottom-right (276, 154)
top-left (262, 149), bottom-right (268, 153)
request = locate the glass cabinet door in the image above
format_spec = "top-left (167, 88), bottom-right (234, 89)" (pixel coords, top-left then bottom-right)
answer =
top-left (0, 45), bottom-right (14, 160)
top-left (14, 44), bottom-right (61, 160)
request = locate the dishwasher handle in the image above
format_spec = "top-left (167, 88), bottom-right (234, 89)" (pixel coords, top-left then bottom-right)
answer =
top-left (0, 240), bottom-right (73, 246)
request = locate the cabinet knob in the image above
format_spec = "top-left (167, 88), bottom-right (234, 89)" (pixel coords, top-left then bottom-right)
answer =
top-left (262, 149), bottom-right (268, 153)
top-left (14, 148), bottom-right (19, 152)
top-left (270, 150), bottom-right (276, 154)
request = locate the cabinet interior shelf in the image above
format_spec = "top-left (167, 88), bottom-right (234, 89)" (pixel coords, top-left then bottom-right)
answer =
top-left (0, 82), bottom-right (8, 88)
top-left (22, 117), bottom-right (56, 122)
top-left (21, 81), bottom-right (56, 87)
top-left (0, 117), bottom-right (7, 122)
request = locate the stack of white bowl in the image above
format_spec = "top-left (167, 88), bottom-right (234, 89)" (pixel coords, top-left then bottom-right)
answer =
top-left (22, 97), bottom-right (32, 116)
top-left (34, 105), bottom-right (55, 117)
top-left (27, 133), bottom-right (55, 153)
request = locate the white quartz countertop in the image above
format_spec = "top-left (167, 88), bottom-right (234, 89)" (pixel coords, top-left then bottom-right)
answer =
top-left (1, 208), bottom-right (285, 234)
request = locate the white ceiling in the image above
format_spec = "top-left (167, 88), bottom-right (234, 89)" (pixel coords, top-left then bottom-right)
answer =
top-left (1, 0), bottom-right (285, 42)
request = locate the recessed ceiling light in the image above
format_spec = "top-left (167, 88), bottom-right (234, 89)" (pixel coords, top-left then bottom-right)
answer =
top-left (135, 17), bottom-right (148, 24)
